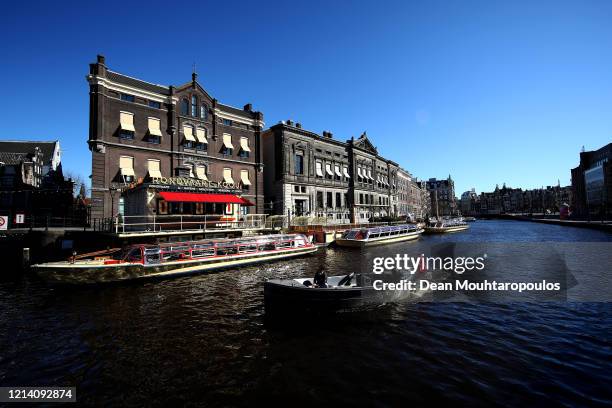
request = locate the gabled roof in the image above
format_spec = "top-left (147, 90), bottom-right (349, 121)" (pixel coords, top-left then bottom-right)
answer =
top-left (351, 132), bottom-right (378, 155)
top-left (0, 152), bottom-right (30, 165)
top-left (0, 141), bottom-right (57, 165)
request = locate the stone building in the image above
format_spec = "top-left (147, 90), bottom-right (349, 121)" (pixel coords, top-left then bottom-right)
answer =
top-left (87, 55), bottom-right (264, 220)
top-left (262, 124), bottom-right (402, 224)
top-left (397, 168), bottom-right (428, 221)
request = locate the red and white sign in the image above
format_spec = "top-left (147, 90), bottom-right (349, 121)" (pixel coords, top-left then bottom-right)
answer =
top-left (0, 216), bottom-right (7, 231)
top-left (15, 213), bottom-right (25, 224)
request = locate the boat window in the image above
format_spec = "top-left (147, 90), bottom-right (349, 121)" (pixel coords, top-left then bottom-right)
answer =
top-left (144, 248), bottom-right (161, 264)
top-left (191, 248), bottom-right (215, 258)
top-left (216, 245), bottom-right (238, 256)
top-left (126, 248), bottom-right (143, 263)
top-left (259, 242), bottom-right (276, 251)
top-left (276, 241), bottom-right (291, 249)
top-left (294, 239), bottom-right (305, 247)
top-left (238, 244), bottom-right (258, 253)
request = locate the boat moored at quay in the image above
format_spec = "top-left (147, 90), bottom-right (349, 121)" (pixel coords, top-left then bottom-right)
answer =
top-left (424, 218), bottom-right (470, 234)
top-left (32, 234), bottom-right (317, 284)
top-left (335, 224), bottom-right (423, 248)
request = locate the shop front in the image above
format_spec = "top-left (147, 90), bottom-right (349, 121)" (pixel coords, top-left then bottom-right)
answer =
top-left (122, 176), bottom-right (254, 220)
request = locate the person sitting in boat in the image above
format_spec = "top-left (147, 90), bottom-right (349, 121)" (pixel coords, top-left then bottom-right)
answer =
top-left (313, 266), bottom-right (327, 288)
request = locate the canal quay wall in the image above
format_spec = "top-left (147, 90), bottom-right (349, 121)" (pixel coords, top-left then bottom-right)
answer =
top-left (480, 214), bottom-right (612, 232)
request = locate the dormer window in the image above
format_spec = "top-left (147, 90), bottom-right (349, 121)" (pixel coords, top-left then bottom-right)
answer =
top-left (201, 104), bottom-right (208, 120)
top-left (191, 95), bottom-right (198, 117)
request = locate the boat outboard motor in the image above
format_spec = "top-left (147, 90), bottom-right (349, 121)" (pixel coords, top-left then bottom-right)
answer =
top-left (337, 272), bottom-right (355, 286)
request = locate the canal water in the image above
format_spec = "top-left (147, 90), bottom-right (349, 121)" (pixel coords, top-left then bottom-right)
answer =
top-left (1, 220), bottom-right (611, 406)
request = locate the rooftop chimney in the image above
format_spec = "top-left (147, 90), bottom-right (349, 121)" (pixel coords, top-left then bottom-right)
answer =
top-left (97, 54), bottom-right (105, 65)
top-left (295, 123), bottom-right (302, 129)
top-left (243, 103), bottom-right (252, 112)
top-left (286, 119), bottom-right (294, 126)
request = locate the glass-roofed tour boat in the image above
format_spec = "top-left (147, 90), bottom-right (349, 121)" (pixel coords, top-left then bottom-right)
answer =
top-left (32, 234), bottom-right (317, 284)
top-left (335, 224), bottom-right (424, 248)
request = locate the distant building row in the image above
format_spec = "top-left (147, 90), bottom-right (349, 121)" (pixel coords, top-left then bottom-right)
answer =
top-left (459, 183), bottom-right (572, 216)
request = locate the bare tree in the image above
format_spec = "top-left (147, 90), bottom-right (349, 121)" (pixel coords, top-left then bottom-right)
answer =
top-left (63, 171), bottom-right (89, 198)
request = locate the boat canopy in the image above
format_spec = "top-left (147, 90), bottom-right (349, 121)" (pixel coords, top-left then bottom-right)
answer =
top-left (341, 224), bottom-right (418, 240)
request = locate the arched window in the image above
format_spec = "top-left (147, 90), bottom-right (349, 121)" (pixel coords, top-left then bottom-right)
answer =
top-left (180, 99), bottom-right (189, 115)
top-left (201, 104), bottom-right (207, 120)
top-left (191, 95), bottom-right (198, 117)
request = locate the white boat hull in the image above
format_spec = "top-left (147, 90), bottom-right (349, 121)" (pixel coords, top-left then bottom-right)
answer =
top-left (335, 230), bottom-right (423, 247)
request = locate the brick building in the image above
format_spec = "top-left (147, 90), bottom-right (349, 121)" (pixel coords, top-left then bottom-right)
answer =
top-left (426, 175), bottom-right (457, 216)
top-left (87, 55), bottom-right (264, 220)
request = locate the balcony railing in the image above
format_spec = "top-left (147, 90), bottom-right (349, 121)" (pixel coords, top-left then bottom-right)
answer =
top-left (92, 214), bottom-right (270, 234)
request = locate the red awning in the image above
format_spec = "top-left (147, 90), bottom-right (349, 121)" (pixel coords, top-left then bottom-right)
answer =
top-left (158, 192), bottom-right (254, 206)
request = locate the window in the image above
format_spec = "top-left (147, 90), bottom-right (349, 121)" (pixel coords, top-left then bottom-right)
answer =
top-left (240, 170), bottom-right (251, 189)
top-left (119, 111), bottom-right (135, 139)
top-left (195, 165), bottom-right (208, 181)
top-left (191, 95), bottom-right (198, 117)
top-left (223, 168), bottom-right (234, 184)
top-left (121, 93), bottom-right (135, 102)
top-left (295, 153), bottom-right (304, 175)
top-left (148, 100), bottom-right (161, 109)
top-left (334, 164), bottom-right (341, 181)
top-left (119, 156), bottom-right (135, 182)
top-left (294, 186), bottom-right (300, 193)
top-left (326, 192), bottom-right (333, 208)
top-left (147, 159), bottom-right (162, 178)
top-left (222, 133), bottom-right (234, 156)
top-left (201, 104), bottom-right (208, 120)
top-left (195, 127), bottom-right (207, 151)
top-left (181, 99), bottom-right (189, 115)
top-left (147, 117), bottom-right (162, 144)
top-left (239, 137), bottom-right (250, 158)
top-left (360, 193), bottom-right (364, 204)
top-left (315, 161), bottom-right (323, 177)
top-left (223, 119), bottom-right (232, 126)
top-left (336, 192), bottom-right (341, 208)
top-left (183, 125), bottom-right (196, 148)
top-left (316, 192), bottom-right (324, 208)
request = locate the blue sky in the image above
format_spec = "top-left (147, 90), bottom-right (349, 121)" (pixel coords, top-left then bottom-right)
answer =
top-left (1, 0), bottom-right (611, 195)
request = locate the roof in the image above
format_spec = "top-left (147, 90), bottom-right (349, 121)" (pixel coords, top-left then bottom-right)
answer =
top-left (0, 141), bottom-right (56, 164)
top-left (107, 70), bottom-right (171, 96)
top-left (0, 151), bottom-right (30, 165)
top-left (217, 102), bottom-right (259, 119)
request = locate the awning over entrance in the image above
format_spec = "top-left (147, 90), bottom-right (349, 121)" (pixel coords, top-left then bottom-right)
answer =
top-left (158, 192), bottom-right (254, 205)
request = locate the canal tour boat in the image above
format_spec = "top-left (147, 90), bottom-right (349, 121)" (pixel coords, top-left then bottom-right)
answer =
top-left (334, 224), bottom-right (423, 247)
top-left (424, 218), bottom-right (470, 234)
top-left (32, 234), bottom-right (317, 284)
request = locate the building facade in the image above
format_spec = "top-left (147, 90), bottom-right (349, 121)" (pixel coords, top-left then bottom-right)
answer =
top-left (571, 143), bottom-right (612, 219)
top-left (0, 140), bottom-right (73, 227)
top-left (87, 55), bottom-right (264, 220)
top-left (262, 124), bottom-right (407, 224)
top-left (396, 169), bottom-right (428, 221)
top-left (460, 188), bottom-right (479, 215)
top-left (426, 176), bottom-right (457, 216)
top-left (468, 183), bottom-right (572, 215)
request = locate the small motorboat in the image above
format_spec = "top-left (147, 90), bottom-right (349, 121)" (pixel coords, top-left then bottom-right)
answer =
top-left (32, 234), bottom-right (317, 284)
top-left (463, 216), bottom-right (477, 222)
top-left (264, 273), bottom-right (387, 316)
top-left (335, 224), bottom-right (423, 247)
top-left (424, 218), bottom-right (470, 234)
